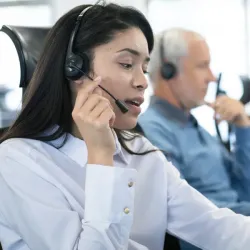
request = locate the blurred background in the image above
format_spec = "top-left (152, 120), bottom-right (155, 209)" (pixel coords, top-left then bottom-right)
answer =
top-left (1, 0), bottom-right (250, 140)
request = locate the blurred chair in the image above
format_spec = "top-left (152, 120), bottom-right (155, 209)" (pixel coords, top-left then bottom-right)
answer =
top-left (163, 233), bottom-right (181, 250)
top-left (214, 74), bottom-right (250, 151)
top-left (240, 75), bottom-right (250, 105)
top-left (0, 25), bottom-right (50, 130)
top-left (0, 25), bottom-right (50, 93)
top-left (0, 127), bottom-right (7, 136)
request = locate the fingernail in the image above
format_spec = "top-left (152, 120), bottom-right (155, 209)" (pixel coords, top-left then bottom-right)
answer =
top-left (94, 76), bottom-right (101, 82)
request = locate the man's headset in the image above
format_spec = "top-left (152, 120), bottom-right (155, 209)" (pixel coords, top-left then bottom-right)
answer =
top-left (215, 73), bottom-right (232, 151)
top-left (159, 32), bottom-right (189, 111)
top-left (159, 33), bottom-right (177, 80)
top-left (64, 6), bottom-right (129, 114)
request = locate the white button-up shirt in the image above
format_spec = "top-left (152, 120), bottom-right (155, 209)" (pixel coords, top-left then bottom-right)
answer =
top-left (0, 132), bottom-right (250, 250)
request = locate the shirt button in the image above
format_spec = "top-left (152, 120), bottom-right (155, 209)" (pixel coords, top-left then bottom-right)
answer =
top-left (124, 207), bottom-right (130, 214)
top-left (128, 181), bottom-right (134, 187)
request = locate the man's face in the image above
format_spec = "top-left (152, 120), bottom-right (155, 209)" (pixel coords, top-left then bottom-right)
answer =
top-left (175, 39), bottom-right (216, 109)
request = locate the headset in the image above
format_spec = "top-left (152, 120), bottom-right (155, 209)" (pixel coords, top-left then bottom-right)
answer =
top-left (159, 32), bottom-right (188, 110)
top-left (159, 32), bottom-right (177, 80)
top-left (215, 73), bottom-right (232, 152)
top-left (64, 6), bottom-right (129, 114)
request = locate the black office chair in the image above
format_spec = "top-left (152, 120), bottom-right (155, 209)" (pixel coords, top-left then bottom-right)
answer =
top-left (215, 74), bottom-right (250, 152)
top-left (0, 127), bottom-right (7, 136)
top-left (0, 25), bottom-right (50, 94)
top-left (240, 75), bottom-right (250, 105)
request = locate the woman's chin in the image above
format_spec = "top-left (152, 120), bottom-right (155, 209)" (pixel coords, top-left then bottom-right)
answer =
top-left (113, 118), bottom-right (138, 130)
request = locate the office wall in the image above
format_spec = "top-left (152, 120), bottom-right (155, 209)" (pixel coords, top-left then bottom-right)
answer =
top-left (0, 5), bottom-right (52, 27)
top-left (49, 0), bottom-right (148, 23)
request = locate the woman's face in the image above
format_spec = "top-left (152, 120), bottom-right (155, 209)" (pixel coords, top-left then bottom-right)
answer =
top-left (74, 27), bottom-right (150, 130)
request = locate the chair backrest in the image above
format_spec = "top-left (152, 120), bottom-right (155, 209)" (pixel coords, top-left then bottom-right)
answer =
top-left (0, 128), bottom-right (6, 248)
top-left (240, 75), bottom-right (250, 105)
top-left (0, 25), bottom-right (50, 92)
top-left (0, 127), bottom-right (8, 137)
top-left (163, 233), bottom-right (181, 250)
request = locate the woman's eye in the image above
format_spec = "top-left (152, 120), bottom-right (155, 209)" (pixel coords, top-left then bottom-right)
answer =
top-left (120, 63), bottom-right (132, 69)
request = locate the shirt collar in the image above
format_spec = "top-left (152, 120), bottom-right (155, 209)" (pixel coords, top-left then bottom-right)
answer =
top-left (150, 95), bottom-right (197, 126)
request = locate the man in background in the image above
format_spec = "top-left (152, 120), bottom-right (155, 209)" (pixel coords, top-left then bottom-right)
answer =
top-left (138, 28), bottom-right (250, 249)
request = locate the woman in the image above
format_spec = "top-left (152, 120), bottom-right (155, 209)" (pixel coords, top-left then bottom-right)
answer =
top-left (0, 3), bottom-right (250, 250)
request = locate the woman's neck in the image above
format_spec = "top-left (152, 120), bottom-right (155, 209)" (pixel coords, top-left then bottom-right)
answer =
top-left (71, 123), bottom-right (82, 140)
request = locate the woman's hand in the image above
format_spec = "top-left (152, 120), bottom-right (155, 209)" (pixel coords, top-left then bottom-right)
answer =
top-left (72, 77), bottom-right (116, 166)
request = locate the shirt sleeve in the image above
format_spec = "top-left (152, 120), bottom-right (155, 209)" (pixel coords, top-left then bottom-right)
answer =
top-left (165, 159), bottom-right (250, 250)
top-left (0, 148), bottom-right (137, 250)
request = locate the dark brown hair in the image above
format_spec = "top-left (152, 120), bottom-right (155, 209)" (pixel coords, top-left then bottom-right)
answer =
top-left (0, 2), bottom-right (156, 155)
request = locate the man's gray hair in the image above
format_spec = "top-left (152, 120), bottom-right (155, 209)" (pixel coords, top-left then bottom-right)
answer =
top-left (148, 28), bottom-right (204, 87)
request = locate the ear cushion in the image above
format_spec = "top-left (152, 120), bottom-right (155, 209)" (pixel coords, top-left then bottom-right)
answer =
top-left (161, 62), bottom-right (177, 80)
top-left (65, 53), bottom-right (90, 80)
